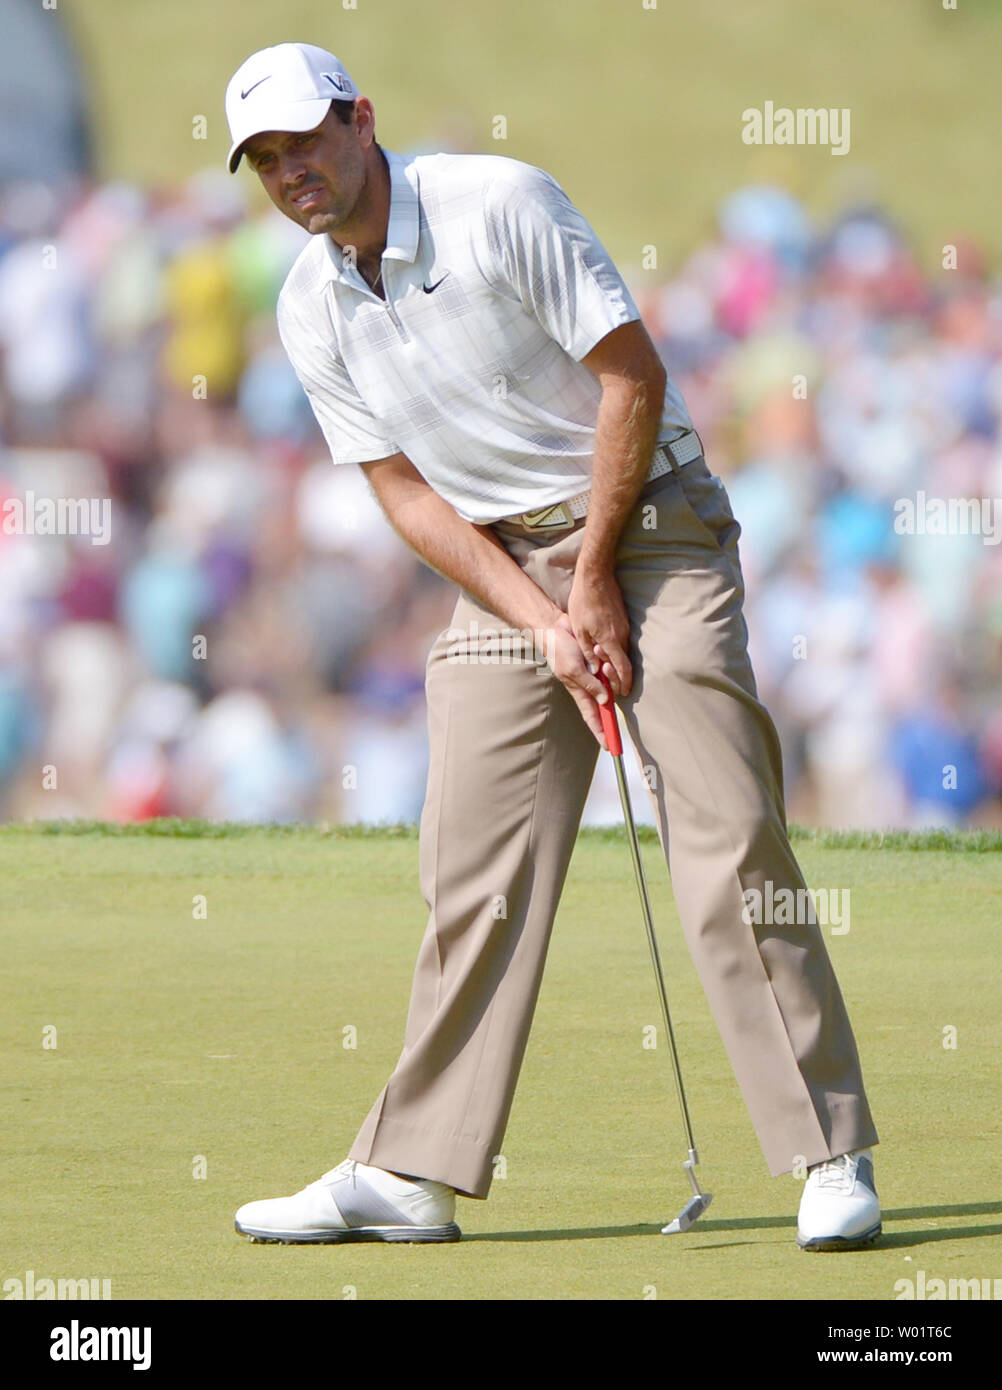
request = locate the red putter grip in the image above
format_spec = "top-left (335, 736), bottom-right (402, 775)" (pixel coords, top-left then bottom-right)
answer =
top-left (596, 671), bottom-right (622, 755)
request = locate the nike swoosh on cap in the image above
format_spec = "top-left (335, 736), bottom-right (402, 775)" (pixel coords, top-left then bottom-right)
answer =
top-left (241, 75), bottom-right (271, 99)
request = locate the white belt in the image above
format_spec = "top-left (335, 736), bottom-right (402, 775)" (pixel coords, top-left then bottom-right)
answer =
top-left (499, 430), bottom-right (703, 532)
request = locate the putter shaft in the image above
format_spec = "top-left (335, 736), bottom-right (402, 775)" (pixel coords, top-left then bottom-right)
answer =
top-left (608, 750), bottom-right (698, 1158)
top-left (596, 676), bottom-right (709, 1214)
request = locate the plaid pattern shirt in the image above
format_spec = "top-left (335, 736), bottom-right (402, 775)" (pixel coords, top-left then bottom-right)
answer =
top-left (276, 148), bottom-right (693, 523)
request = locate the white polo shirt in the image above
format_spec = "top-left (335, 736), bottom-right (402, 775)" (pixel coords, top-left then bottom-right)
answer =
top-left (276, 147), bottom-right (693, 524)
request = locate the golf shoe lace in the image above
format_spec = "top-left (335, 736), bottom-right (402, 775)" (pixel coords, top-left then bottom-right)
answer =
top-left (318, 1159), bottom-right (357, 1187)
top-left (811, 1153), bottom-right (855, 1191)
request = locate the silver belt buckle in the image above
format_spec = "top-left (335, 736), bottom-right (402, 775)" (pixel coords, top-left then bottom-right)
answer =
top-left (516, 502), bottom-right (575, 532)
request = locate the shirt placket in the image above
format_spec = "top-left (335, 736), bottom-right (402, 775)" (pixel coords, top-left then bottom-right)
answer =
top-left (357, 261), bottom-right (410, 344)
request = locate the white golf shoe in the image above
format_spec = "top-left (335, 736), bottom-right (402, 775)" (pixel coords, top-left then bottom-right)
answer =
top-left (797, 1148), bottom-right (881, 1251)
top-left (234, 1159), bottom-right (461, 1244)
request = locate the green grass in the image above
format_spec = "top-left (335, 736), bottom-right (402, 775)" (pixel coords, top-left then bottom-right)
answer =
top-left (62, 0), bottom-right (1002, 274)
top-left (2, 823), bottom-right (1000, 1300)
top-left (8, 818), bottom-right (1002, 851)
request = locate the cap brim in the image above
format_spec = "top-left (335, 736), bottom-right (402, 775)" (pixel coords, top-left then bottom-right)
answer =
top-left (227, 95), bottom-right (334, 173)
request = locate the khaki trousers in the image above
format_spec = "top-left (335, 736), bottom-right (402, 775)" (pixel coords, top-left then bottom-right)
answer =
top-left (350, 453), bottom-right (878, 1198)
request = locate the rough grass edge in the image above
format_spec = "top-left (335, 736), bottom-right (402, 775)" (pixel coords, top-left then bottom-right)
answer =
top-left (0, 818), bottom-right (999, 852)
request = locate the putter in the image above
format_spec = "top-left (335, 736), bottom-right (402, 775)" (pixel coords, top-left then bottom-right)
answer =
top-left (596, 671), bottom-right (712, 1235)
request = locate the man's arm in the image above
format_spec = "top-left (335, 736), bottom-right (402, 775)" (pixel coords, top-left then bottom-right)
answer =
top-left (359, 453), bottom-right (615, 747)
top-left (567, 320), bottom-right (668, 700)
top-left (481, 168), bottom-right (668, 709)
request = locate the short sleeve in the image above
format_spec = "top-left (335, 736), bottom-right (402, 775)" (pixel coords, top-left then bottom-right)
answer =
top-left (276, 288), bottom-right (397, 466)
top-left (482, 165), bottom-right (641, 361)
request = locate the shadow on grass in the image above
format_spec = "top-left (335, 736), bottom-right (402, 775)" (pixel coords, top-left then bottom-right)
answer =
top-left (872, 1223), bottom-right (1002, 1249)
top-left (886, 1202), bottom-right (1002, 1221)
top-left (465, 1201), bottom-right (1002, 1244)
top-left (463, 1223), bottom-right (664, 1243)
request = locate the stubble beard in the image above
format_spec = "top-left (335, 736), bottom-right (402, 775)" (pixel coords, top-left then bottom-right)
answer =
top-left (288, 185), bottom-right (342, 236)
top-left (302, 208), bottom-right (342, 236)
top-left (294, 166), bottom-right (366, 242)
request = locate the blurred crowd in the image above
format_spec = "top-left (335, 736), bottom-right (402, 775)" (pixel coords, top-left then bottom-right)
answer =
top-left (0, 168), bottom-right (999, 829)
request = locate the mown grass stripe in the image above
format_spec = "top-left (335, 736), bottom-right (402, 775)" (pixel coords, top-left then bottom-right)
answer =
top-left (0, 819), bottom-right (999, 852)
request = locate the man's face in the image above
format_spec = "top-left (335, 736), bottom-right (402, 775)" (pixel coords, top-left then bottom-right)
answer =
top-left (243, 104), bottom-right (368, 238)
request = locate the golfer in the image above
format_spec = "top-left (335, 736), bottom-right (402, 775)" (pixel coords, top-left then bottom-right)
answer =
top-left (224, 42), bottom-right (881, 1251)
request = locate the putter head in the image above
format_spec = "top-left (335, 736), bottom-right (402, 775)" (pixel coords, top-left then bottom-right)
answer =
top-left (661, 1191), bottom-right (713, 1234)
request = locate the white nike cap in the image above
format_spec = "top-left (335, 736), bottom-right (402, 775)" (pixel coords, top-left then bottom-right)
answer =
top-left (225, 43), bottom-right (359, 173)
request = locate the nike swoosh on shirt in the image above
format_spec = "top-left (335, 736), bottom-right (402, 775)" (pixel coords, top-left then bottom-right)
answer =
top-left (423, 274), bottom-right (449, 294)
top-left (241, 76), bottom-right (271, 99)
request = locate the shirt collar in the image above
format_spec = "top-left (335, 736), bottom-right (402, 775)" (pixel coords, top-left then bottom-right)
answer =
top-left (319, 148), bottom-right (418, 286)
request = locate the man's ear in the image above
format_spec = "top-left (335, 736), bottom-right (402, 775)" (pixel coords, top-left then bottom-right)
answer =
top-left (354, 97), bottom-right (377, 147)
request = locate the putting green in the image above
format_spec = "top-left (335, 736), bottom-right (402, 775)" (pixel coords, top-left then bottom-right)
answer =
top-left (2, 822), bottom-right (1000, 1301)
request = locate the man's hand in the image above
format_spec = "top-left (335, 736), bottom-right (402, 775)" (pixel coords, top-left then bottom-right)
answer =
top-left (566, 562), bottom-right (633, 701)
top-left (541, 612), bottom-right (616, 750)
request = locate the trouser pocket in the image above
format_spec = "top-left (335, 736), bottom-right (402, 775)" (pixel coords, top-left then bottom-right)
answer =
top-left (675, 460), bottom-right (742, 553)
